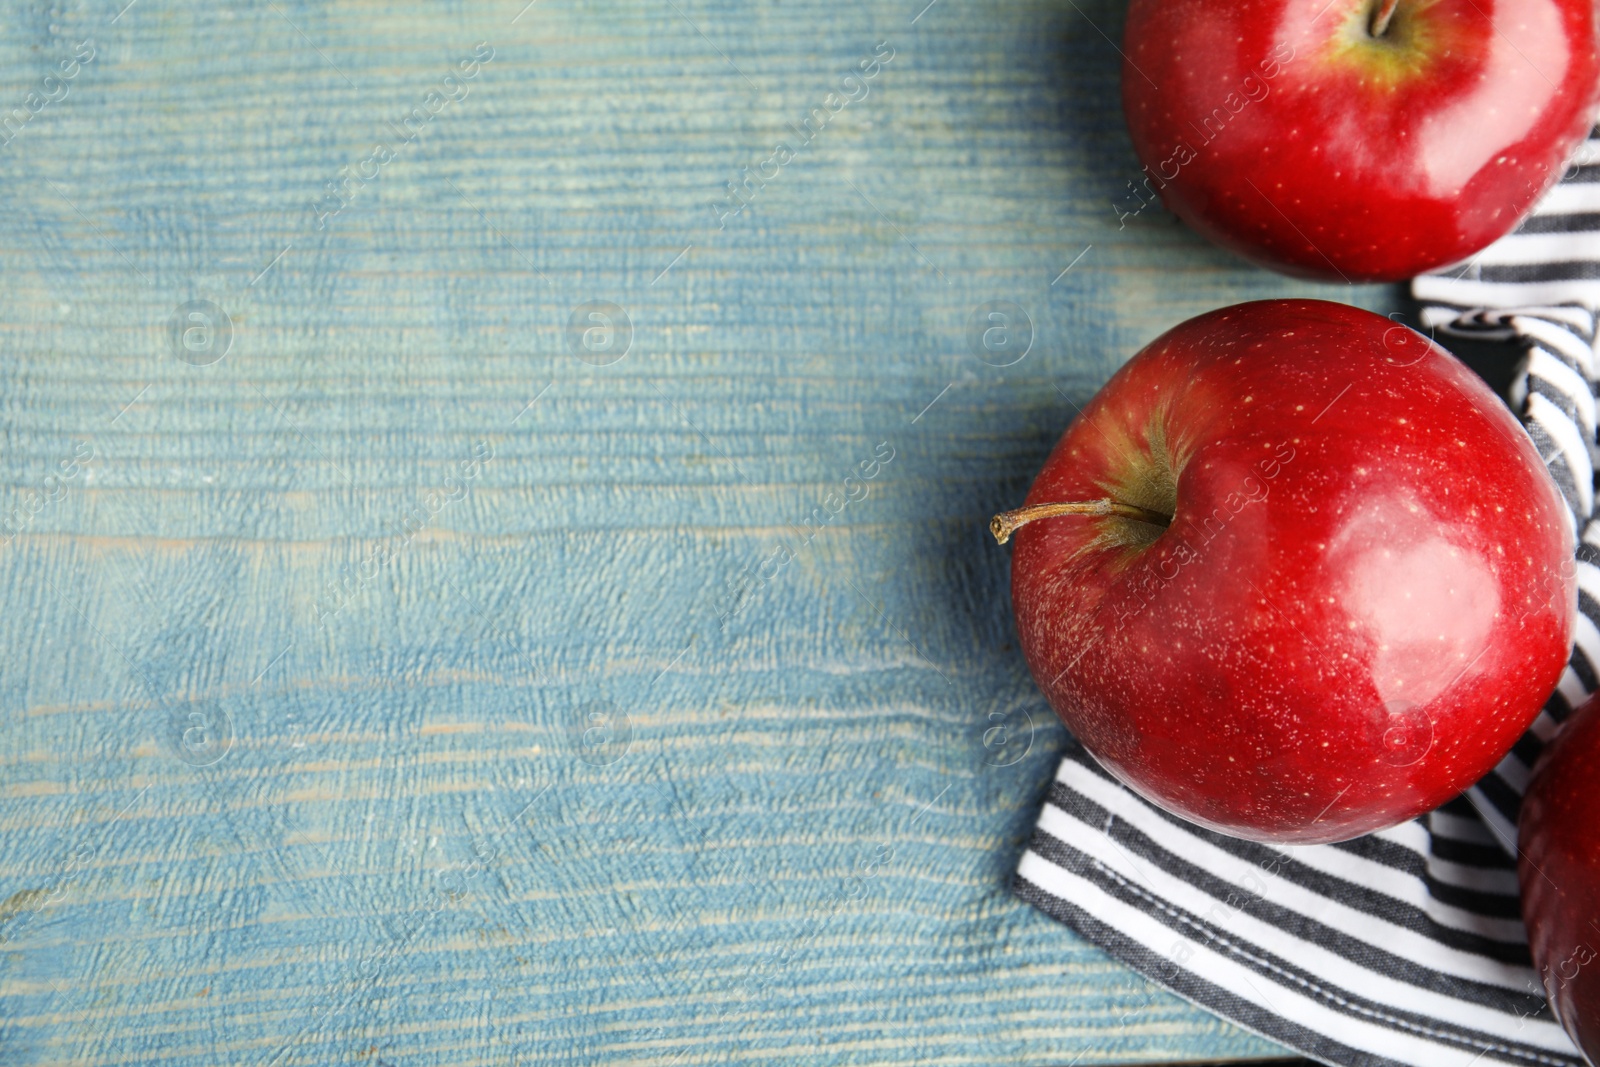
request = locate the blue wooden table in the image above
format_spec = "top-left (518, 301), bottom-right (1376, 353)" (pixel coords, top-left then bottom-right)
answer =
top-left (0, 0), bottom-right (1391, 1062)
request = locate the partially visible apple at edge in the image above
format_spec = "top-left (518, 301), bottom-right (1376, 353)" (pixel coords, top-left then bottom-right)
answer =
top-left (1120, 0), bottom-right (1600, 281)
top-left (1521, 693), bottom-right (1600, 1061)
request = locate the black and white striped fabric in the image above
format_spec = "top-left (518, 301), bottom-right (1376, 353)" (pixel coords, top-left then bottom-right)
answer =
top-left (1013, 127), bottom-right (1600, 1067)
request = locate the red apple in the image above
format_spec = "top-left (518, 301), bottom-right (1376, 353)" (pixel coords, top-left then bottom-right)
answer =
top-left (993, 299), bottom-right (1574, 844)
top-left (1520, 693), bottom-right (1600, 1060)
top-left (1120, 0), bottom-right (1600, 282)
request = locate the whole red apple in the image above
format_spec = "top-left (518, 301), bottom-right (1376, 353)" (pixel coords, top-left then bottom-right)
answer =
top-left (994, 299), bottom-right (1574, 844)
top-left (1120, 0), bottom-right (1600, 282)
top-left (1520, 693), bottom-right (1600, 1060)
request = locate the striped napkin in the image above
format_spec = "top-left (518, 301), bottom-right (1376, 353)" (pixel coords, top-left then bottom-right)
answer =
top-left (1012, 126), bottom-right (1600, 1066)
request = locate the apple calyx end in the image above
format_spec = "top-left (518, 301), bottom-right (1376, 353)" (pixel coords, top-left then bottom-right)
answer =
top-left (990, 499), bottom-right (1173, 546)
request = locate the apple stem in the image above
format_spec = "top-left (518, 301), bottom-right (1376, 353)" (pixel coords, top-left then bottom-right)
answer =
top-left (1369, 0), bottom-right (1400, 37)
top-left (989, 499), bottom-right (1172, 545)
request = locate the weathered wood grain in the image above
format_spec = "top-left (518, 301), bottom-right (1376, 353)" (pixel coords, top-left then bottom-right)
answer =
top-left (0, 0), bottom-right (1383, 1062)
